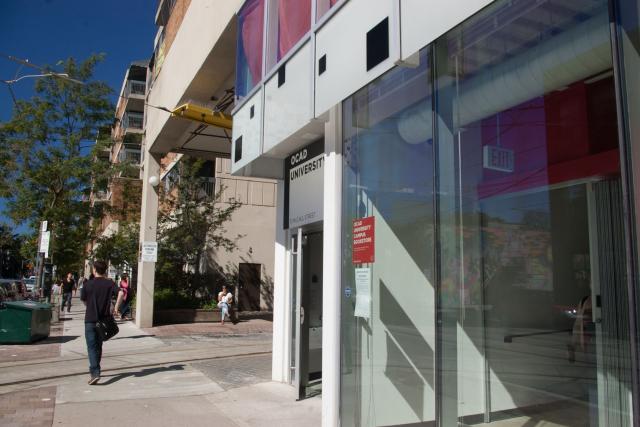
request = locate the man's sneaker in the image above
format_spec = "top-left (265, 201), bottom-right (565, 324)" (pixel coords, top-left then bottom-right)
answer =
top-left (88, 376), bottom-right (100, 385)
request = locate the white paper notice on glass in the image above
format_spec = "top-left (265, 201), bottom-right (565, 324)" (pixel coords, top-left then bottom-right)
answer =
top-left (354, 267), bottom-right (371, 318)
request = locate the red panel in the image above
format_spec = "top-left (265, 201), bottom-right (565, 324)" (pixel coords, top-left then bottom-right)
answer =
top-left (478, 149), bottom-right (620, 199)
top-left (544, 83), bottom-right (590, 165)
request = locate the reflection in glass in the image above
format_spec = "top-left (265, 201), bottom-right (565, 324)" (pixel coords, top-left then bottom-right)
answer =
top-left (276, 0), bottom-right (311, 62)
top-left (236, 0), bottom-right (264, 98)
top-left (316, 0), bottom-right (339, 21)
top-left (435, 0), bottom-right (632, 425)
top-left (341, 48), bottom-right (435, 427)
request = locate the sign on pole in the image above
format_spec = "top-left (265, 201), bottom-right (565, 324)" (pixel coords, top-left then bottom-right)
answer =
top-left (141, 241), bottom-right (158, 262)
top-left (39, 231), bottom-right (51, 258)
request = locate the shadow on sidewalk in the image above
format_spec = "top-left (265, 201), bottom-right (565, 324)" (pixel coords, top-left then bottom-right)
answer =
top-left (110, 334), bottom-right (155, 340)
top-left (97, 364), bottom-right (185, 386)
top-left (35, 335), bottom-right (80, 344)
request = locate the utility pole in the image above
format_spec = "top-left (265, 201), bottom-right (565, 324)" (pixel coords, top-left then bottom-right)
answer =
top-left (35, 221), bottom-right (49, 298)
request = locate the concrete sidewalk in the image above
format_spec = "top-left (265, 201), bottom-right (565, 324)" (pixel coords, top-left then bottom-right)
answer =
top-left (0, 296), bottom-right (321, 427)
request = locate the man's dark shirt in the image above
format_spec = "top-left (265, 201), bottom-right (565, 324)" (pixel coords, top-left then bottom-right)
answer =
top-left (62, 278), bottom-right (75, 294)
top-left (80, 277), bottom-right (117, 323)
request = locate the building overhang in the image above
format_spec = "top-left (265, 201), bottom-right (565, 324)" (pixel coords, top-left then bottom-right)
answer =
top-left (147, 8), bottom-right (238, 158)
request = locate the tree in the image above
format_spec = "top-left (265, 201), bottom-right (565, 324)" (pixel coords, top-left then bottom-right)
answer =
top-left (156, 157), bottom-right (241, 300)
top-left (0, 224), bottom-right (26, 278)
top-left (90, 221), bottom-right (139, 274)
top-left (0, 55), bottom-right (114, 274)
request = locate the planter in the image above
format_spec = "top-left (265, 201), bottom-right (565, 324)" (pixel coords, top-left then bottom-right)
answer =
top-left (153, 308), bottom-right (273, 326)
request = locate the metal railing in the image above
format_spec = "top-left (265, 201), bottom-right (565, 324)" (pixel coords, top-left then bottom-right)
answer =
top-left (124, 112), bottom-right (144, 130)
top-left (118, 147), bottom-right (142, 165)
top-left (200, 178), bottom-right (215, 199)
top-left (128, 80), bottom-right (146, 96)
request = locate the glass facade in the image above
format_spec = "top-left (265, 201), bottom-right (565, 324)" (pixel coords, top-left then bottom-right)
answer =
top-left (612, 2), bottom-right (640, 408)
top-left (341, 0), bottom-right (639, 426)
top-left (342, 47), bottom-right (436, 426)
top-left (275, 0), bottom-right (311, 62)
top-left (236, 0), bottom-right (265, 98)
top-left (316, 0), bottom-right (339, 21)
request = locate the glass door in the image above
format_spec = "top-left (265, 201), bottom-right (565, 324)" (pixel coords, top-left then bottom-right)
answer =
top-left (293, 228), bottom-right (324, 399)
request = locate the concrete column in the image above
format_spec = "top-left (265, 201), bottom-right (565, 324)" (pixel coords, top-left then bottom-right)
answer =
top-left (272, 180), bottom-right (291, 382)
top-left (322, 105), bottom-right (342, 427)
top-left (135, 151), bottom-right (161, 328)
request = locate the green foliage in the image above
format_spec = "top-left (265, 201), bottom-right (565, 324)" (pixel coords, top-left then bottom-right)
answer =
top-left (0, 55), bottom-right (114, 273)
top-left (156, 157), bottom-right (242, 300)
top-left (90, 221), bottom-right (139, 272)
top-left (0, 224), bottom-right (26, 278)
top-left (154, 288), bottom-right (205, 310)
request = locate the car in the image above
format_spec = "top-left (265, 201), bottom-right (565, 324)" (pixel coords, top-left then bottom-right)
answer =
top-left (23, 277), bottom-right (36, 293)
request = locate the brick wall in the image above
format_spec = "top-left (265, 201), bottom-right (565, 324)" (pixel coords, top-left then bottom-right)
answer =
top-left (162, 0), bottom-right (192, 60)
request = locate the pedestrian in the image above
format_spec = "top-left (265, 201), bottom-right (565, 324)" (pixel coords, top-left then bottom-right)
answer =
top-left (114, 273), bottom-right (131, 321)
top-left (217, 285), bottom-right (234, 325)
top-left (61, 272), bottom-right (75, 313)
top-left (52, 280), bottom-right (61, 305)
top-left (80, 260), bottom-right (118, 385)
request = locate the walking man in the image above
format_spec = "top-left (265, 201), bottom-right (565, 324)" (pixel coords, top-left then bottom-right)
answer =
top-left (81, 260), bottom-right (117, 385)
top-left (61, 272), bottom-right (75, 313)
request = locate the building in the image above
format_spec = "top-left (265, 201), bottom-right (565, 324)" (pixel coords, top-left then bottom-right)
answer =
top-left (137, 0), bottom-right (276, 328)
top-left (85, 61), bottom-right (147, 279)
top-left (133, 0), bottom-right (640, 425)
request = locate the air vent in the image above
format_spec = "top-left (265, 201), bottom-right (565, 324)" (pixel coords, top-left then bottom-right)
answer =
top-left (318, 55), bottom-right (327, 75)
top-left (366, 17), bottom-right (389, 71)
top-left (234, 136), bottom-right (243, 162)
top-left (278, 64), bottom-right (286, 87)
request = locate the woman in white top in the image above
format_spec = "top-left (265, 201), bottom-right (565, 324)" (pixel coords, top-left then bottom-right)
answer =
top-left (217, 285), bottom-right (233, 325)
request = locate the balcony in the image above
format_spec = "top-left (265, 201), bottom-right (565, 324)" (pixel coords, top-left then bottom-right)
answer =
top-left (123, 112), bottom-right (144, 133)
top-left (93, 189), bottom-right (111, 203)
top-left (116, 146), bottom-right (142, 179)
top-left (118, 147), bottom-right (142, 165)
top-left (200, 178), bottom-right (215, 199)
top-left (125, 80), bottom-right (146, 98)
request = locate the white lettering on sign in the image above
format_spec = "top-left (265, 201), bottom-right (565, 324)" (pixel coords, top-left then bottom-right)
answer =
top-left (483, 145), bottom-right (514, 172)
top-left (289, 156), bottom-right (324, 182)
top-left (288, 148), bottom-right (324, 228)
top-left (290, 149), bottom-right (308, 166)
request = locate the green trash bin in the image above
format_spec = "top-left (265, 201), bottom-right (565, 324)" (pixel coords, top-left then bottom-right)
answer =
top-left (0, 301), bottom-right (52, 344)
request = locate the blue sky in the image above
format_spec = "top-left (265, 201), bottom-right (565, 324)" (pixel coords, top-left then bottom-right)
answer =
top-left (0, 0), bottom-right (157, 233)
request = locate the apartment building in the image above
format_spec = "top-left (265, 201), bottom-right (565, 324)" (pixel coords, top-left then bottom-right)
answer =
top-left (85, 61), bottom-right (147, 279)
top-left (135, 0), bottom-right (640, 426)
top-left (137, 0), bottom-right (275, 328)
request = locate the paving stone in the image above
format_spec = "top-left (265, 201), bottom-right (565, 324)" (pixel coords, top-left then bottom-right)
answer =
top-left (0, 385), bottom-right (56, 427)
top-left (191, 353), bottom-right (272, 390)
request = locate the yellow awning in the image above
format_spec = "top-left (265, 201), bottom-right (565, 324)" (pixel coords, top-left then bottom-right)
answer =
top-left (171, 103), bottom-right (232, 130)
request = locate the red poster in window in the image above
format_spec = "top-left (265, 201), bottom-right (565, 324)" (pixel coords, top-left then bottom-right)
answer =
top-left (352, 216), bottom-right (375, 264)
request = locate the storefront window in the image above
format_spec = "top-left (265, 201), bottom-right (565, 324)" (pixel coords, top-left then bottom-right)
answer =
top-left (613, 1), bottom-right (640, 399)
top-left (341, 48), bottom-right (435, 427)
top-left (236, 0), bottom-right (265, 98)
top-left (435, 0), bottom-right (633, 425)
top-left (342, 0), bottom-right (637, 425)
